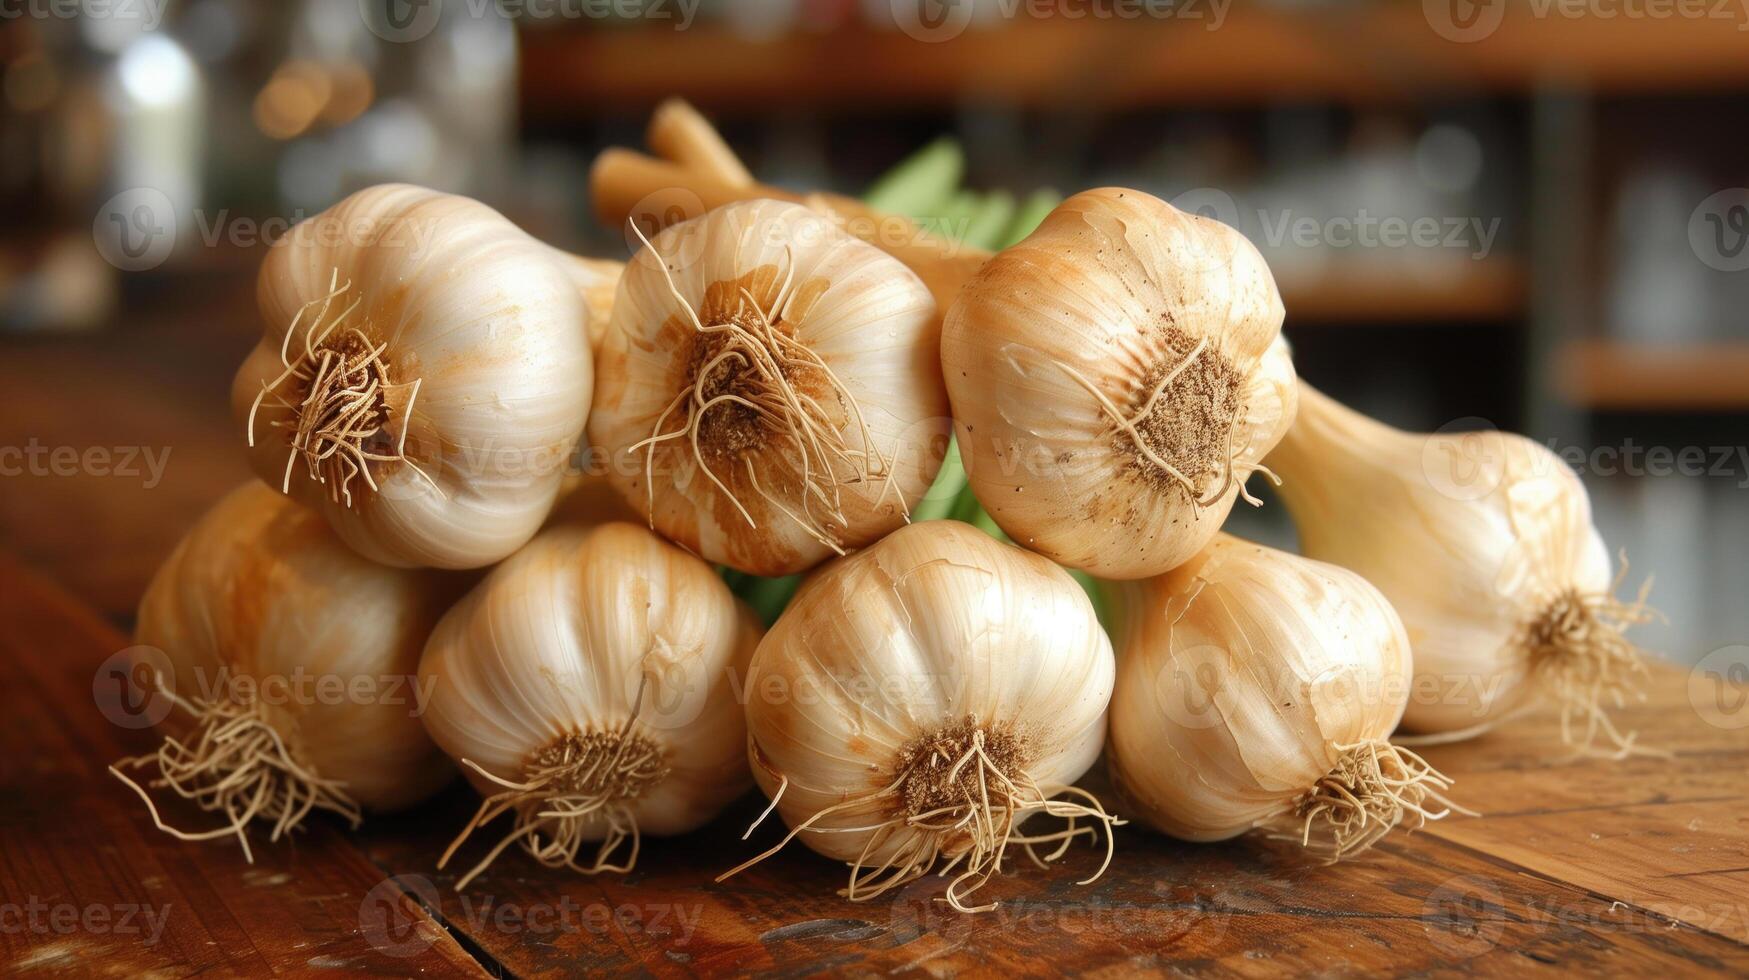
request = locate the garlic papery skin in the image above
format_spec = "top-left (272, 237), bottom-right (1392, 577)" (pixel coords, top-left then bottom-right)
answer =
top-left (113, 482), bottom-right (459, 860)
top-left (231, 183), bottom-right (592, 570)
top-left (546, 247), bottom-right (623, 355)
top-left (588, 199), bottom-right (948, 577)
top-left (418, 521), bottom-right (759, 890)
top-left (1106, 534), bottom-right (1459, 858)
top-left (940, 188), bottom-right (1298, 580)
top-left (1267, 383), bottom-right (1655, 755)
top-left (728, 520), bottom-right (1117, 912)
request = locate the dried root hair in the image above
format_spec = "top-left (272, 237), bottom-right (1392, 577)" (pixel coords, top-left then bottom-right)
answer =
top-left (247, 269), bottom-right (439, 508)
top-left (1520, 556), bottom-right (1663, 760)
top-left (720, 717), bottom-right (1121, 914)
top-left (625, 222), bottom-right (905, 556)
top-left (1267, 739), bottom-right (1468, 861)
top-left (110, 673), bottom-right (362, 862)
top-left (1054, 328), bottom-right (1279, 513)
top-left (439, 680), bottom-right (668, 891)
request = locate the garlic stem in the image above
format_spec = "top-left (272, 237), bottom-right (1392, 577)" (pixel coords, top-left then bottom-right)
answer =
top-left (646, 97), bottom-right (753, 188)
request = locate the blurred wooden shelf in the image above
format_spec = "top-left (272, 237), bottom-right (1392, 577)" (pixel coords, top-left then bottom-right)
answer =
top-left (1282, 259), bottom-right (1525, 323)
top-left (1558, 340), bottom-right (1749, 410)
top-left (521, 10), bottom-right (1749, 116)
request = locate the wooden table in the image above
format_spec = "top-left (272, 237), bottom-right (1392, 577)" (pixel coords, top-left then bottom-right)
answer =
top-left (3, 283), bottom-right (1747, 977)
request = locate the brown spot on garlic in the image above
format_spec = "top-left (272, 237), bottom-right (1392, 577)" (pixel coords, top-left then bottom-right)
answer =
top-left (1119, 325), bottom-right (1245, 503)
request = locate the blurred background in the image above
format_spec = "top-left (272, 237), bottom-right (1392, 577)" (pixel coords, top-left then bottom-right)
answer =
top-left (1, 0), bottom-right (1745, 663)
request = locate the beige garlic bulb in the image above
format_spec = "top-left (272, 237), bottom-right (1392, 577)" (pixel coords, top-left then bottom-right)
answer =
top-left (419, 521), bottom-right (759, 890)
top-left (232, 184), bottom-right (591, 570)
top-left (548, 249), bottom-right (623, 355)
top-left (588, 199), bottom-right (947, 576)
top-left (1267, 383), bottom-right (1655, 754)
top-left (941, 187), bottom-right (1298, 579)
top-left (113, 482), bottom-right (459, 859)
top-left (1107, 534), bottom-right (1460, 857)
top-left (728, 520), bottom-right (1117, 912)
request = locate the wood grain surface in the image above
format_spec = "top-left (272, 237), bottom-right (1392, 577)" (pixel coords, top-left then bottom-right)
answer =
top-left (2, 289), bottom-right (1746, 977)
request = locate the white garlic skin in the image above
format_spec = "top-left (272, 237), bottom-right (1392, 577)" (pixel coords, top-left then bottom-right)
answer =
top-left (588, 199), bottom-right (947, 577)
top-left (745, 520), bottom-right (1114, 865)
top-left (1106, 534), bottom-right (1414, 841)
top-left (1267, 384), bottom-right (1612, 734)
top-left (231, 184), bottom-right (592, 570)
top-left (545, 247), bottom-right (622, 356)
top-left (941, 188), bottom-right (1298, 580)
top-left (136, 482), bottom-right (459, 811)
top-left (418, 522), bottom-right (759, 837)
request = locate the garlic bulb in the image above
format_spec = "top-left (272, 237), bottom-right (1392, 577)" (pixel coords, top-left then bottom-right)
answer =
top-left (1267, 383), bottom-right (1656, 755)
top-left (588, 199), bottom-right (948, 576)
top-left (419, 521), bottom-right (759, 890)
top-left (940, 188), bottom-right (1298, 579)
top-left (547, 248), bottom-right (623, 354)
top-left (546, 469), bottom-right (643, 529)
top-left (112, 482), bottom-right (458, 860)
top-left (1107, 534), bottom-right (1460, 857)
top-left (232, 184), bottom-right (592, 570)
top-left (727, 520), bottom-right (1117, 912)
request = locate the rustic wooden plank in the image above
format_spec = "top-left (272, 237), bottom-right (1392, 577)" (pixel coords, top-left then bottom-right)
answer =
top-left (0, 281), bottom-right (256, 625)
top-left (0, 557), bottom-right (486, 978)
top-left (2, 529), bottom-right (1745, 976)
top-left (1416, 665), bottom-right (1749, 947)
top-left (351, 737), bottom-right (1749, 977)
